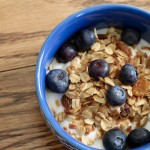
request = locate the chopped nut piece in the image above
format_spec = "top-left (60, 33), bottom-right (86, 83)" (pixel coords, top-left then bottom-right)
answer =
top-left (120, 103), bottom-right (130, 117)
top-left (61, 95), bottom-right (72, 113)
top-left (116, 41), bottom-right (132, 56)
top-left (98, 34), bottom-right (108, 39)
top-left (69, 123), bottom-right (76, 129)
top-left (133, 78), bottom-right (148, 96)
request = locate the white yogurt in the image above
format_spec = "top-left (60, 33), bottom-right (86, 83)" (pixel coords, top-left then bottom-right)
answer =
top-left (46, 28), bottom-right (150, 149)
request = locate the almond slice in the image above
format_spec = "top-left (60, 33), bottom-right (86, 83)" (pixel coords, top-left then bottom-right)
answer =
top-left (80, 82), bottom-right (93, 92)
top-left (82, 109), bottom-right (93, 119)
top-left (70, 73), bottom-right (80, 83)
top-left (91, 42), bottom-right (101, 51)
top-left (80, 72), bottom-right (90, 82)
top-left (93, 95), bottom-right (106, 104)
top-left (101, 119), bottom-right (112, 131)
top-left (135, 98), bottom-right (147, 106)
top-left (104, 77), bottom-right (115, 86)
top-left (84, 119), bottom-right (94, 125)
top-left (121, 85), bottom-right (132, 90)
top-left (105, 56), bottom-right (115, 63)
top-left (140, 116), bottom-right (148, 127)
top-left (105, 46), bottom-right (113, 55)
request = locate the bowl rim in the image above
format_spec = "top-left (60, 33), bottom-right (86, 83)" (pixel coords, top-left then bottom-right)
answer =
top-left (35, 4), bottom-right (150, 150)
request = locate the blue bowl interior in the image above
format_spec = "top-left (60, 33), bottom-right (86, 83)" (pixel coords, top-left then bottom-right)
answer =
top-left (36, 4), bottom-right (150, 150)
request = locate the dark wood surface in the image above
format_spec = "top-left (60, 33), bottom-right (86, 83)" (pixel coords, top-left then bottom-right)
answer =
top-left (0, 0), bottom-right (149, 149)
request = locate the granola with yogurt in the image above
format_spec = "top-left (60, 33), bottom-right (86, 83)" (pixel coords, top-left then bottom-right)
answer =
top-left (49, 27), bottom-right (150, 145)
top-left (47, 27), bottom-right (150, 147)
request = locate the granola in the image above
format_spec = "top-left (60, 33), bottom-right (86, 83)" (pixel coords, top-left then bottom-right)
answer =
top-left (52, 27), bottom-right (150, 146)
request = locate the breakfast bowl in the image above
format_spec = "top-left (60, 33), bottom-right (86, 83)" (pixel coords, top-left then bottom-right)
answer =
top-left (35, 4), bottom-right (150, 150)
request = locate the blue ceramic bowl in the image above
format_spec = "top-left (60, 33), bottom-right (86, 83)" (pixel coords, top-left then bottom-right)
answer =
top-left (36, 4), bottom-right (150, 150)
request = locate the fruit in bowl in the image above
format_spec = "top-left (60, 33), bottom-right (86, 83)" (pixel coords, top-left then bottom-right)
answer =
top-left (36, 4), bottom-right (150, 150)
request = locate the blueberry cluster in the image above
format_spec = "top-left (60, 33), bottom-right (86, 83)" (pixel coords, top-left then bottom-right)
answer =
top-left (102, 128), bottom-right (150, 150)
top-left (46, 28), bottom-right (96, 93)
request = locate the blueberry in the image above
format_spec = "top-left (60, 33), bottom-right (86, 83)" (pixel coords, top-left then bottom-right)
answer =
top-left (74, 28), bottom-right (96, 51)
top-left (46, 69), bottom-right (69, 93)
top-left (127, 128), bottom-right (150, 148)
top-left (106, 85), bottom-right (126, 106)
top-left (103, 128), bottom-right (127, 150)
top-left (119, 64), bottom-right (138, 85)
top-left (56, 43), bottom-right (77, 63)
top-left (121, 28), bottom-right (141, 45)
top-left (88, 59), bottom-right (110, 80)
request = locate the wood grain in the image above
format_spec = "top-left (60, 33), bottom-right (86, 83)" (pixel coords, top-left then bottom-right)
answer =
top-left (0, 0), bottom-right (149, 149)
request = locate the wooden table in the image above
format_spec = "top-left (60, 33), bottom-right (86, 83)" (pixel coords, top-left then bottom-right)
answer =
top-left (0, 0), bottom-right (149, 149)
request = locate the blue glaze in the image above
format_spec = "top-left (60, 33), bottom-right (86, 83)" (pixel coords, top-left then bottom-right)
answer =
top-left (35, 4), bottom-right (150, 150)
